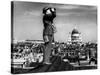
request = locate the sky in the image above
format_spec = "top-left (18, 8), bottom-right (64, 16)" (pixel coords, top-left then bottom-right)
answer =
top-left (13, 1), bottom-right (97, 43)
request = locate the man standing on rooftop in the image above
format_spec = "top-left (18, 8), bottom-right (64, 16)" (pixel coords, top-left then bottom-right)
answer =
top-left (42, 7), bottom-right (56, 64)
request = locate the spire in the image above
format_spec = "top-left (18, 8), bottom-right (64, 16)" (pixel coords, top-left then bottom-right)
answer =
top-left (74, 24), bottom-right (77, 29)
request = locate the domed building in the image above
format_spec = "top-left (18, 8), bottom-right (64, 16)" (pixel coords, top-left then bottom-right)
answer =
top-left (67, 27), bottom-right (82, 45)
top-left (71, 28), bottom-right (82, 44)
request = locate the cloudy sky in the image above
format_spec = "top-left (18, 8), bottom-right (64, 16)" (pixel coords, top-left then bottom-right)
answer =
top-left (13, 1), bottom-right (97, 43)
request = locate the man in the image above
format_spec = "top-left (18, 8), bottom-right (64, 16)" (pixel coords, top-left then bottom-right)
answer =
top-left (43, 7), bottom-right (56, 64)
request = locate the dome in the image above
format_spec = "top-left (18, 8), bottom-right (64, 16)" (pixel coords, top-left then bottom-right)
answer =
top-left (71, 28), bottom-right (79, 34)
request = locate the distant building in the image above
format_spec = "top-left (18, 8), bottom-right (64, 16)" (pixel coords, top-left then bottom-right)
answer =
top-left (13, 40), bottom-right (44, 44)
top-left (67, 27), bottom-right (82, 45)
top-left (25, 40), bottom-right (44, 44)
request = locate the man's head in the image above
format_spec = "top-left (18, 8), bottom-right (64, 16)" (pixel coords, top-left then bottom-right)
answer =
top-left (43, 7), bottom-right (56, 15)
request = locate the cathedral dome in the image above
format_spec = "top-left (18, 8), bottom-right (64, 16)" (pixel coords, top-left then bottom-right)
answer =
top-left (71, 28), bottom-right (79, 34)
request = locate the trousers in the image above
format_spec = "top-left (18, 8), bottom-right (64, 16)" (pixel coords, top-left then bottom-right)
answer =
top-left (43, 35), bottom-right (54, 63)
